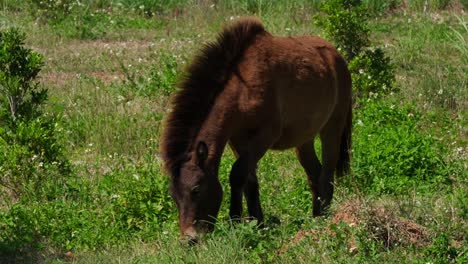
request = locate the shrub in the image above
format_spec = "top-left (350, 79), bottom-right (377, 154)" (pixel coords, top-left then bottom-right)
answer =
top-left (315, 0), bottom-right (370, 61)
top-left (0, 118), bottom-right (70, 200)
top-left (0, 28), bottom-right (70, 200)
top-left (315, 0), bottom-right (395, 99)
top-left (102, 164), bottom-right (175, 236)
top-left (115, 0), bottom-right (189, 17)
top-left (0, 29), bottom-right (45, 123)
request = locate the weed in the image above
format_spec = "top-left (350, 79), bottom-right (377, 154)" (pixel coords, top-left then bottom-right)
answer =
top-left (117, 51), bottom-right (181, 97)
top-left (349, 48), bottom-right (396, 98)
top-left (350, 99), bottom-right (453, 194)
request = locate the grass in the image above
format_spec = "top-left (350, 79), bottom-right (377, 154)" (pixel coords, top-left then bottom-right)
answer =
top-left (0, 1), bottom-right (467, 263)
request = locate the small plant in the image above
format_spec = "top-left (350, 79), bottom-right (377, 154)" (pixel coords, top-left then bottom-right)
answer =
top-left (118, 52), bottom-right (180, 97)
top-left (115, 0), bottom-right (189, 17)
top-left (56, 9), bottom-right (110, 40)
top-left (30, 0), bottom-right (75, 23)
top-left (423, 234), bottom-right (464, 264)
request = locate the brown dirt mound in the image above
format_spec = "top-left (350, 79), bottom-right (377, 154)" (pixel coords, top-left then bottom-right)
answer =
top-left (333, 198), bottom-right (430, 248)
top-left (279, 198), bottom-right (430, 255)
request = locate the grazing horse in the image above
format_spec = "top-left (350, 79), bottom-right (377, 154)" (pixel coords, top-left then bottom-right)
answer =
top-left (161, 17), bottom-right (352, 241)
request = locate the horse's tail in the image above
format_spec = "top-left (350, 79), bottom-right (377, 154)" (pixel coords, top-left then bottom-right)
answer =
top-left (336, 100), bottom-right (352, 178)
top-left (336, 56), bottom-right (352, 178)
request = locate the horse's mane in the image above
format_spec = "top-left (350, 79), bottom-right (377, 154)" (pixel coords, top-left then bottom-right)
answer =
top-left (160, 18), bottom-right (266, 178)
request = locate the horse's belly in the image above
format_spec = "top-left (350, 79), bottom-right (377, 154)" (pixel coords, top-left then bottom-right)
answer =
top-left (270, 121), bottom-right (324, 150)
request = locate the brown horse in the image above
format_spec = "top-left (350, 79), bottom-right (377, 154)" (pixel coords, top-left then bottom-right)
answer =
top-left (161, 17), bottom-right (352, 242)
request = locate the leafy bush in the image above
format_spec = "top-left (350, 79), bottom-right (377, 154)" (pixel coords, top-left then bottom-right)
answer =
top-left (53, 9), bottom-right (111, 40)
top-left (0, 28), bottom-right (70, 200)
top-left (363, 0), bottom-right (401, 14)
top-left (315, 0), bottom-right (395, 99)
top-left (102, 164), bottom-right (175, 237)
top-left (0, 29), bottom-right (45, 123)
top-left (315, 0), bottom-right (370, 60)
top-left (349, 100), bottom-right (452, 194)
top-left (0, 118), bottom-right (70, 200)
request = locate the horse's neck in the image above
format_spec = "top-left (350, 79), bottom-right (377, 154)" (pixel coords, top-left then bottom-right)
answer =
top-left (195, 97), bottom-right (236, 171)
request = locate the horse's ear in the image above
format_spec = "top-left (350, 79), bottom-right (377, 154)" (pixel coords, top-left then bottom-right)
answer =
top-left (196, 141), bottom-right (208, 165)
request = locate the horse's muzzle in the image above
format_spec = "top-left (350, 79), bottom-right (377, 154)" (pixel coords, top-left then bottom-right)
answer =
top-left (180, 226), bottom-right (199, 245)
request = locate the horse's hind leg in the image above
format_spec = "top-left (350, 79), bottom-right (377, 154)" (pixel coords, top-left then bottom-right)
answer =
top-left (317, 118), bottom-right (346, 215)
top-left (296, 139), bottom-right (323, 216)
top-left (244, 168), bottom-right (263, 223)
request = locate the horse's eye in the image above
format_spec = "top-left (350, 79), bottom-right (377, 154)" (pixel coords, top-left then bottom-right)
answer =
top-left (191, 185), bottom-right (200, 197)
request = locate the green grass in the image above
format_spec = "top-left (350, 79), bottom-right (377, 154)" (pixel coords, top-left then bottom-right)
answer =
top-left (1, 1), bottom-right (467, 263)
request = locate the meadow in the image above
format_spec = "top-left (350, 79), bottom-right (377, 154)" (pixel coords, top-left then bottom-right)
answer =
top-left (0, 0), bottom-right (466, 263)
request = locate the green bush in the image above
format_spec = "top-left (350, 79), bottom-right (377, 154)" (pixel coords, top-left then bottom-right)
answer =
top-left (349, 100), bottom-right (451, 194)
top-left (53, 9), bottom-right (110, 40)
top-left (0, 29), bottom-right (45, 123)
top-left (315, 0), bottom-right (395, 99)
top-left (0, 118), bottom-right (70, 200)
top-left (315, 0), bottom-right (370, 60)
top-left (363, 0), bottom-right (401, 14)
top-left (115, 0), bottom-right (189, 16)
top-left (0, 28), bottom-right (70, 200)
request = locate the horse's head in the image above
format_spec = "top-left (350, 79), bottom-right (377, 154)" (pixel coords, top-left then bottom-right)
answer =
top-left (169, 141), bottom-right (223, 243)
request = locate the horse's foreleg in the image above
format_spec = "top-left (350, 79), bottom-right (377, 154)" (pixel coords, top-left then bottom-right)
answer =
top-left (229, 125), bottom-right (279, 224)
top-left (229, 157), bottom-right (248, 221)
top-left (296, 140), bottom-right (323, 216)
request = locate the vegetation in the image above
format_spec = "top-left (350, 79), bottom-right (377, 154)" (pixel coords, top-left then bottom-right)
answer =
top-left (0, 0), bottom-right (466, 263)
